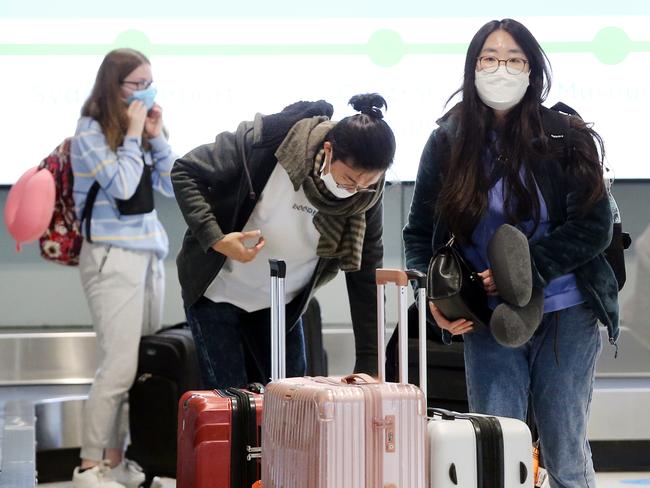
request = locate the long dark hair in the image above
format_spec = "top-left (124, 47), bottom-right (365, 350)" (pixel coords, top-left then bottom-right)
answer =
top-left (327, 93), bottom-right (396, 171)
top-left (81, 48), bottom-right (150, 151)
top-left (437, 19), bottom-right (605, 242)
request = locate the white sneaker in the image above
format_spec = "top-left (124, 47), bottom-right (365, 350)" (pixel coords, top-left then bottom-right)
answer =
top-left (149, 477), bottom-right (164, 488)
top-left (72, 461), bottom-right (126, 488)
top-left (110, 459), bottom-right (146, 488)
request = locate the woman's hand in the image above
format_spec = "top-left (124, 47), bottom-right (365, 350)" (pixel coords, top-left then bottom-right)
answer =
top-left (429, 302), bottom-right (474, 336)
top-left (478, 268), bottom-right (498, 296)
top-left (144, 103), bottom-right (163, 138)
top-left (212, 230), bottom-right (265, 263)
top-left (126, 100), bottom-right (147, 138)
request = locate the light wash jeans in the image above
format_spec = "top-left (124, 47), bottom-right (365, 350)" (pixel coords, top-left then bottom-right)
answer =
top-left (463, 303), bottom-right (602, 488)
top-left (79, 242), bottom-right (165, 461)
top-left (186, 297), bottom-right (306, 389)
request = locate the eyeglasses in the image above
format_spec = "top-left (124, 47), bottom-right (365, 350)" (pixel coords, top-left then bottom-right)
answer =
top-left (477, 56), bottom-right (529, 75)
top-left (122, 79), bottom-right (153, 90)
top-left (325, 152), bottom-right (380, 193)
top-left (334, 181), bottom-right (377, 194)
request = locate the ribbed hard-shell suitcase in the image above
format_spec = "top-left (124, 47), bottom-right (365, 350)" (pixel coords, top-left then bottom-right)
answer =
top-left (261, 268), bottom-right (427, 488)
top-left (176, 386), bottom-right (264, 488)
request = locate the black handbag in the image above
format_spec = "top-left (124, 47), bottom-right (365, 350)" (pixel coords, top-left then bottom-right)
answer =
top-left (115, 164), bottom-right (154, 215)
top-left (427, 236), bottom-right (492, 328)
top-left (604, 222), bottom-right (632, 291)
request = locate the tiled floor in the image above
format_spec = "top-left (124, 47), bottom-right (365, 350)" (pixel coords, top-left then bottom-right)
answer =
top-left (39, 473), bottom-right (650, 487)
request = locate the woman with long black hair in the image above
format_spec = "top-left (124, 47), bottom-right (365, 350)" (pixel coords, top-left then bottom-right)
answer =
top-left (404, 19), bottom-right (618, 487)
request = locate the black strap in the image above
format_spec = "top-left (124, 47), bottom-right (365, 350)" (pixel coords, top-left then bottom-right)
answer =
top-left (541, 105), bottom-right (575, 166)
top-left (81, 181), bottom-right (101, 243)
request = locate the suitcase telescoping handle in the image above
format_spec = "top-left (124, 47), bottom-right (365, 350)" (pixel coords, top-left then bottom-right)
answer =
top-left (406, 270), bottom-right (427, 400)
top-left (375, 269), bottom-right (428, 396)
top-left (269, 259), bottom-right (287, 381)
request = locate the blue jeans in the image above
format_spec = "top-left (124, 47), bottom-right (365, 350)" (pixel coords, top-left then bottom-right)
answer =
top-left (186, 297), bottom-right (307, 389)
top-left (463, 303), bottom-right (602, 488)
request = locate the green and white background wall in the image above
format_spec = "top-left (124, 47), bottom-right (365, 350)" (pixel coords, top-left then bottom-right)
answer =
top-left (1, 0), bottom-right (650, 184)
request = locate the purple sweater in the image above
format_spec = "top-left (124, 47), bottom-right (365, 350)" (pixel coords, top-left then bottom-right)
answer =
top-left (461, 163), bottom-right (584, 314)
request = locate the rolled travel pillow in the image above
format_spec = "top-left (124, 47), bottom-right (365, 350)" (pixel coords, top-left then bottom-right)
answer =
top-left (488, 223), bottom-right (533, 307)
top-left (490, 287), bottom-right (544, 348)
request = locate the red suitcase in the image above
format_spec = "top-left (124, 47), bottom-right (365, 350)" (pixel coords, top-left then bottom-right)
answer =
top-left (176, 259), bottom-right (286, 488)
top-left (177, 387), bottom-right (263, 488)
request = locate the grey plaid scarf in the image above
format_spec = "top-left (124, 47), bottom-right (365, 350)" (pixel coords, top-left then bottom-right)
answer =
top-left (275, 116), bottom-right (384, 272)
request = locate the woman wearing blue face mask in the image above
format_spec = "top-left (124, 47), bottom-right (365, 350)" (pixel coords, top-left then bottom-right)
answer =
top-left (172, 94), bottom-right (395, 389)
top-left (404, 19), bottom-right (617, 488)
top-left (71, 48), bottom-right (177, 488)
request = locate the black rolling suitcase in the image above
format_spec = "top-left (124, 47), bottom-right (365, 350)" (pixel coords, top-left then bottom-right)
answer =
top-left (126, 324), bottom-right (201, 482)
top-left (386, 303), bottom-right (469, 412)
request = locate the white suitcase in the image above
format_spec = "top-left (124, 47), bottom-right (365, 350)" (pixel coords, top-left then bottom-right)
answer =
top-left (261, 265), bottom-right (427, 488)
top-left (407, 270), bottom-right (534, 488)
top-left (427, 409), bottom-right (533, 488)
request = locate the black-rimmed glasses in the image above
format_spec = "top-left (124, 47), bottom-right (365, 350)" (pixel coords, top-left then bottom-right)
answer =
top-left (477, 56), bottom-right (529, 75)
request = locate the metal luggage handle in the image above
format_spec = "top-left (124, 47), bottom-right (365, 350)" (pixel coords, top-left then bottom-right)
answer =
top-left (376, 268), bottom-right (428, 399)
top-left (407, 270), bottom-right (428, 400)
top-left (375, 269), bottom-right (409, 286)
top-left (269, 259), bottom-right (287, 381)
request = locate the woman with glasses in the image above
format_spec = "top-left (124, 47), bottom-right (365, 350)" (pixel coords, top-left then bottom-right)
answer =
top-left (404, 19), bottom-right (617, 487)
top-left (172, 93), bottom-right (395, 388)
top-left (71, 48), bottom-right (177, 488)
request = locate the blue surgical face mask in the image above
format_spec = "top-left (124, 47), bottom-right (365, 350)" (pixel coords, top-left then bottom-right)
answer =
top-left (127, 86), bottom-right (157, 111)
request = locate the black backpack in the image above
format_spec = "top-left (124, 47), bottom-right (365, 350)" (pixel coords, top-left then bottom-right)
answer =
top-left (541, 102), bottom-right (632, 290)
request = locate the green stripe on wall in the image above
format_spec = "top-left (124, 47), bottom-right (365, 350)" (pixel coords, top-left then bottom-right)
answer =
top-left (0, 27), bottom-right (646, 66)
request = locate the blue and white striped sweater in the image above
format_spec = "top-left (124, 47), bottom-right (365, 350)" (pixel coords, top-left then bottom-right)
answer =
top-left (71, 116), bottom-right (177, 259)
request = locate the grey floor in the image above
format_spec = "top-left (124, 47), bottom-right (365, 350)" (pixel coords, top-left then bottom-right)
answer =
top-left (37, 473), bottom-right (650, 487)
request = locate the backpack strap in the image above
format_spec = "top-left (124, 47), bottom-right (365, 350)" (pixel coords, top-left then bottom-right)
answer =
top-left (81, 181), bottom-right (101, 243)
top-left (540, 103), bottom-right (579, 166)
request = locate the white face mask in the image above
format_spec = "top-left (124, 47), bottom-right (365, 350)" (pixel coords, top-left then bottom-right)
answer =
top-left (475, 66), bottom-right (530, 111)
top-left (319, 151), bottom-right (357, 199)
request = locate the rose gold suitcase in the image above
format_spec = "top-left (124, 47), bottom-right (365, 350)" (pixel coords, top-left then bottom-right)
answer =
top-left (261, 268), bottom-right (427, 488)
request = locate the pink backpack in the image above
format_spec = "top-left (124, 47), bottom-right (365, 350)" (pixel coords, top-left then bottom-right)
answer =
top-left (4, 138), bottom-right (99, 265)
top-left (37, 138), bottom-right (85, 265)
top-left (4, 165), bottom-right (55, 252)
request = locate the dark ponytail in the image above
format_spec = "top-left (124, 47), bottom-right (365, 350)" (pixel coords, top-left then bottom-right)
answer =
top-left (327, 93), bottom-right (396, 171)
